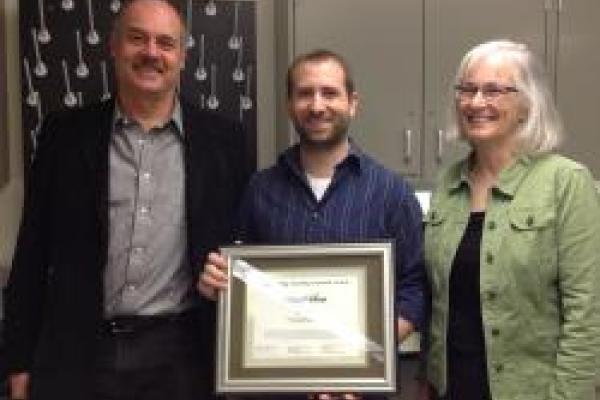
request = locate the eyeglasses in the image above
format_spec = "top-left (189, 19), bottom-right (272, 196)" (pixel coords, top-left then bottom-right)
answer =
top-left (454, 83), bottom-right (518, 101)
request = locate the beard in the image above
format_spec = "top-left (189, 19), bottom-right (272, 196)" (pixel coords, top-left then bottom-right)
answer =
top-left (293, 114), bottom-right (351, 150)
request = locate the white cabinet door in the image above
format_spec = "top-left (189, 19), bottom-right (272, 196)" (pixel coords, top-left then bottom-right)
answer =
top-left (556, 0), bottom-right (600, 178)
top-left (293, 0), bottom-right (423, 177)
top-left (423, 0), bottom-right (550, 182)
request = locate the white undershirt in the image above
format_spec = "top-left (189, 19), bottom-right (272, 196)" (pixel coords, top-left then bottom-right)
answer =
top-left (306, 173), bottom-right (332, 202)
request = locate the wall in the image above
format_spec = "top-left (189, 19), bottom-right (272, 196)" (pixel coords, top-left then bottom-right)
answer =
top-left (19, 0), bottom-right (258, 171)
top-left (254, 0), bottom-right (276, 168)
top-left (0, 0), bottom-right (23, 285)
top-left (0, 0), bottom-right (8, 188)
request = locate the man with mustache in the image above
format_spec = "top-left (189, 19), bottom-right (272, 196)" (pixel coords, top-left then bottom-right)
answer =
top-left (199, 50), bottom-right (425, 400)
top-left (4, 0), bottom-right (250, 399)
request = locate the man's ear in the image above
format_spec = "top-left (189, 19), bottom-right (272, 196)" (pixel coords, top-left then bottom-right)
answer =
top-left (348, 91), bottom-right (359, 118)
top-left (287, 97), bottom-right (294, 118)
top-left (180, 44), bottom-right (187, 70)
top-left (108, 32), bottom-right (116, 59)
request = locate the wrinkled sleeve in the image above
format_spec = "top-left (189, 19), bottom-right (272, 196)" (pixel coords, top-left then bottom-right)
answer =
top-left (550, 166), bottom-right (600, 400)
top-left (389, 181), bottom-right (425, 331)
top-left (4, 114), bottom-right (59, 372)
top-left (234, 174), bottom-right (260, 244)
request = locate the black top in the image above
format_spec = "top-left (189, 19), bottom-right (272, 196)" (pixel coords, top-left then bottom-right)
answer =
top-left (446, 212), bottom-right (491, 400)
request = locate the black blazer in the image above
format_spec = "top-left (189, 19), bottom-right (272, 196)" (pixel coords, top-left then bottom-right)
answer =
top-left (3, 99), bottom-right (251, 398)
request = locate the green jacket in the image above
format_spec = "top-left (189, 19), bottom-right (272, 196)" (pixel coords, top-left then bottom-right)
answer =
top-left (424, 153), bottom-right (600, 400)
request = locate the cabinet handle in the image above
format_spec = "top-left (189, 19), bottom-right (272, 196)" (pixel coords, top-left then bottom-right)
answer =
top-left (544, 0), bottom-right (552, 10)
top-left (404, 128), bottom-right (412, 163)
top-left (436, 129), bottom-right (444, 162)
top-left (546, 0), bottom-right (563, 11)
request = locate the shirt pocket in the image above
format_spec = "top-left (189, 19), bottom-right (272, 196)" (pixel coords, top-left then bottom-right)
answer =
top-left (506, 206), bottom-right (557, 288)
top-left (508, 206), bottom-right (554, 231)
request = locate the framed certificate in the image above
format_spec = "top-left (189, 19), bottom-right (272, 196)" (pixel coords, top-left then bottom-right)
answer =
top-left (216, 242), bottom-right (396, 393)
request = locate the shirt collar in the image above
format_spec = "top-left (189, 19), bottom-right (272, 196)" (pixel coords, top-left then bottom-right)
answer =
top-left (112, 98), bottom-right (184, 138)
top-left (495, 154), bottom-right (535, 196)
top-left (279, 139), bottom-right (364, 179)
top-left (449, 152), bottom-right (535, 197)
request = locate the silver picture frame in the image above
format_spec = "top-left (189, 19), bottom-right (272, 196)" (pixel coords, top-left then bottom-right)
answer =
top-left (216, 242), bottom-right (396, 394)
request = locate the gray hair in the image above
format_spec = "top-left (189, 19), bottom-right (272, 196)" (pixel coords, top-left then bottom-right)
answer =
top-left (111, 0), bottom-right (186, 42)
top-left (446, 40), bottom-right (562, 154)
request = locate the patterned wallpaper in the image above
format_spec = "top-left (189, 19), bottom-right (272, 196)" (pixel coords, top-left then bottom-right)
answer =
top-left (20, 0), bottom-right (257, 168)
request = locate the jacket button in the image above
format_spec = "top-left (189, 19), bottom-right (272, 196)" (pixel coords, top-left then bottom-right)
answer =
top-left (486, 253), bottom-right (494, 264)
top-left (495, 364), bottom-right (504, 373)
top-left (491, 328), bottom-right (500, 336)
top-left (487, 221), bottom-right (496, 230)
top-left (487, 291), bottom-right (497, 301)
top-left (526, 215), bottom-right (534, 226)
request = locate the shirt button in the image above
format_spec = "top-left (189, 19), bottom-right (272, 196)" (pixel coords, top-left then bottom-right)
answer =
top-left (127, 284), bottom-right (136, 291)
top-left (488, 221), bottom-right (496, 230)
top-left (141, 172), bottom-right (151, 181)
top-left (312, 212), bottom-right (319, 219)
top-left (486, 252), bottom-right (494, 264)
top-left (139, 206), bottom-right (150, 215)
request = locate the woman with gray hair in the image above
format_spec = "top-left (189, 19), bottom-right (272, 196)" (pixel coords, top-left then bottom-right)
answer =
top-left (422, 40), bottom-right (600, 400)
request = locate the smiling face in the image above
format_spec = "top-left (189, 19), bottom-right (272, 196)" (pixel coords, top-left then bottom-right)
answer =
top-left (288, 59), bottom-right (358, 150)
top-left (110, 0), bottom-right (186, 100)
top-left (457, 57), bottom-right (527, 149)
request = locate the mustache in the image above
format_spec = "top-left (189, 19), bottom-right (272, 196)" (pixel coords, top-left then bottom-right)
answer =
top-left (306, 113), bottom-right (332, 122)
top-left (133, 56), bottom-right (163, 72)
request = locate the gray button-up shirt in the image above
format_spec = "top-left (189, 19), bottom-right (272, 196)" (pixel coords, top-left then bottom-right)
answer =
top-left (104, 101), bottom-right (195, 317)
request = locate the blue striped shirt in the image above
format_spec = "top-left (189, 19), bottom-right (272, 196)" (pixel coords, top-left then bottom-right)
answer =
top-left (236, 143), bottom-right (425, 328)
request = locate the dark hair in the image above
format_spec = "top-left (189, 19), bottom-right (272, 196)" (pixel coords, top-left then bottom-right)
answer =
top-left (112, 0), bottom-right (186, 37)
top-left (286, 49), bottom-right (356, 98)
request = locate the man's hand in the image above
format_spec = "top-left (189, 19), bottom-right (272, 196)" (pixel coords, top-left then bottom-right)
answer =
top-left (197, 251), bottom-right (229, 301)
top-left (397, 317), bottom-right (415, 342)
top-left (9, 372), bottom-right (30, 400)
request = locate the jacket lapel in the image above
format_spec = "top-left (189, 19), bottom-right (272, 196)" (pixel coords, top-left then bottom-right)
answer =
top-left (81, 100), bottom-right (114, 264)
top-left (182, 100), bottom-right (208, 225)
